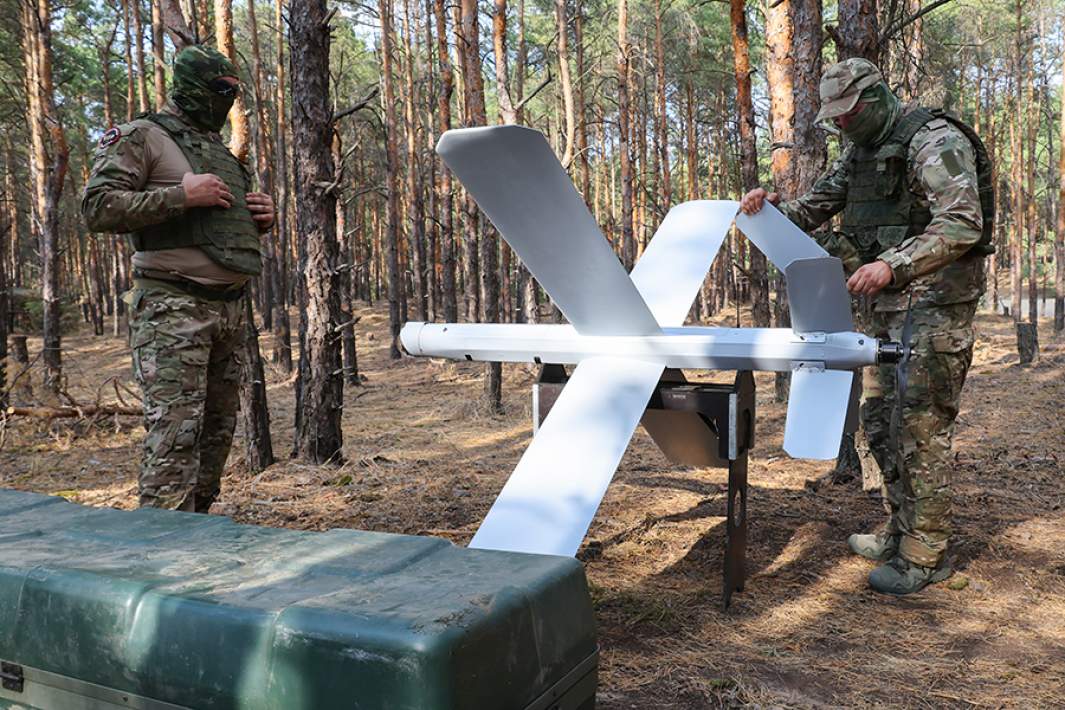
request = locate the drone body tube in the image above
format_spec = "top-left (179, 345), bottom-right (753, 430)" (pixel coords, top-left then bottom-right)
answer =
top-left (400, 321), bottom-right (882, 372)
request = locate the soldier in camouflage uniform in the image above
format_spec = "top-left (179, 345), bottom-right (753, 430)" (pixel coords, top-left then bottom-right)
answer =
top-left (741, 59), bottom-right (993, 595)
top-left (82, 46), bottom-right (274, 513)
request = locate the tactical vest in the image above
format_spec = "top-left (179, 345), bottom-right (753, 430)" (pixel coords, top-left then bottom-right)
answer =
top-left (131, 112), bottom-right (263, 275)
top-left (840, 106), bottom-right (996, 264)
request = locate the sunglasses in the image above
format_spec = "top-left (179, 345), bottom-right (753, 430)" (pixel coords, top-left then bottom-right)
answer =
top-left (207, 78), bottom-right (240, 98)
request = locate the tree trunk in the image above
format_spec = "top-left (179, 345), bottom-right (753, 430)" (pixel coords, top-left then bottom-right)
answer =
top-left (653, 0), bottom-right (670, 209)
top-left (1009, 15), bottom-right (1024, 322)
top-left (10, 336), bottom-right (32, 404)
top-left (1016, 321), bottom-right (1038, 364)
top-left (421, 0), bottom-right (440, 321)
top-left (731, 0), bottom-right (769, 328)
top-left (491, 0), bottom-right (517, 323)
top-left (459, 0), bottom-right (501, 411)
top-left (133, 0), bottom-right (150, 112)
top-left (87, 229), bottom-right (106, 335)
top-left (334, 131), bottom-right (359, 385)
top-left (380, 0), bottom-right (404, 357)
top-left (492, 0), bottom-right (517, 125)
top-left (1057, 29), bottom-right (1065, 332)
top-left (637, 71), bottom-right (649, 256)
top-left (791, 0), bottom-right (826, 193)
top-left (158, 0), bottom-right (194, 49)
top-left (402, 0), bottom-right (428, 322)
top-left (987, 77), bottom-right (1000, 313)
top-left (1025, 43), bottom-right (1038, 327)
top-left (193, 0), bottom-right (211, 41)
top-left (96, 19), bottom-right (117, 127)
top-left (151, 0), bottom-right (166, 108)
top-left (272, 0), bottom-right (293, 372)
top-left (0, 151), bottom-right (8, 409)
top-left (213, 0), bottom-right (273, 465)
top-left (239, 296), bottom-right (275, 472)
top-left (616, 0), bottom-right (635, 269)
top-left (23, 0), bottom-right (69, 398)
top-left (766, 0), bottom-right (793, 401)
top-left (246, 0), bottom-right (275, 331)
top-left (514, 0), bottom-right (537, 323)
top-left (291, 0), bottom-right (344, 463)
top-left (120, 0), bottom-right (136, 121)
top-left (574, 0), bottom-right (589, 203)
top-left (831, 0), bottom-right (879, 63)
top-left (554, 0), bottom-right (575, 168)
top-left (214, 0), bottom-right (251, 163)
top-left (114, 2), bottom-right (139, 335)
top-left (433, 0), bottom-right (457, 323)
top-left (454, 0), bottom-right (480, 323)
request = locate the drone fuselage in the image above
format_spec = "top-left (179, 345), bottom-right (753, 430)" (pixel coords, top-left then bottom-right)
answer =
top-left (401, 322), bottom-right (881, 373)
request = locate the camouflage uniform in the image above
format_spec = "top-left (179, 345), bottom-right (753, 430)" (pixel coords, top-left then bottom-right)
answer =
top-left (82, 46), bottom-right (261, 513)
top-left (778, 60), bottom-right (988, 569)
top-left (127, 285), bottom-right (244, 510)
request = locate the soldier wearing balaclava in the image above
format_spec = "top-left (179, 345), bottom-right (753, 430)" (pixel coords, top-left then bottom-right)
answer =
top-left (81, 45), bottom-right (276, 514)
top-left (739, 58), bottom-right (995, 595)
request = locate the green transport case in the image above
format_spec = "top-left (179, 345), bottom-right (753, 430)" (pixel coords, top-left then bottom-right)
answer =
top-left (0, 489), bottom-right (597, 709)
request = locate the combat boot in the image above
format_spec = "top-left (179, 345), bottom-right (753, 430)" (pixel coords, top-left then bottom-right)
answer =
top-left (847, 531), bottom-right (898, 561)
top-left (868, 557), bottom-right (952, 596)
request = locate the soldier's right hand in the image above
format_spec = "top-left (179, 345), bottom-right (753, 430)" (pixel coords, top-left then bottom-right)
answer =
top-left (739, 187), bottom-right (780, 215)
top-left (182, 172), bottom-right (234, 209)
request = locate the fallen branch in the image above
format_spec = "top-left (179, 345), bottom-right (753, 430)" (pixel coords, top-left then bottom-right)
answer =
top-left (6, 403), bottom-right (142, 419)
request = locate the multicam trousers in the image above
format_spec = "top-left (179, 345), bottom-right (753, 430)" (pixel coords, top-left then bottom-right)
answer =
top-left (861, 300), bottom-right (977, 567)
top-left (128, 279), bottom-right (244, 512)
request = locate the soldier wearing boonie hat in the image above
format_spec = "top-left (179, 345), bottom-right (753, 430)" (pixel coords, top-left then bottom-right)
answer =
top-left (814, 58), bottom-right (885, 124)
top-left (739, 58), bottom-right (996, 596)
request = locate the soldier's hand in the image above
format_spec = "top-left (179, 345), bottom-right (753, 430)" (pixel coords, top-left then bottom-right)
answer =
top-left (245, 191), bottom-right (275, 229)
top-left (739, 187), bottom-right (780, 215)
top-left (847, 260), bottom-right (894, 296)
top-left (182, 172), bottom-right (234, 209)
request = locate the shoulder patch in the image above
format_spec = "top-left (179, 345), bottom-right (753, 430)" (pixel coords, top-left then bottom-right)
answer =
top-left (99, 127), bottom-right (122, 148)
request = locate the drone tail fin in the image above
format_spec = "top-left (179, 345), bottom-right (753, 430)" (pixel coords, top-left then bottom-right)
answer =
top-left (783, 366), bottom-right (858, 460)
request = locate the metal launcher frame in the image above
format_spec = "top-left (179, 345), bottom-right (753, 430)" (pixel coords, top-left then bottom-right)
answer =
top-left (535, 365), bottom-right (755, 608)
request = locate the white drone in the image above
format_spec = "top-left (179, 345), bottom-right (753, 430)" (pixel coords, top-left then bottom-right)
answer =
top-left (401, 126), bottom-right (901, 558)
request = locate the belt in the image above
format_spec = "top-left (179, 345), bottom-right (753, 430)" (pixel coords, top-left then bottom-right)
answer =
top-left (133, 269), bottom-right (247, 302)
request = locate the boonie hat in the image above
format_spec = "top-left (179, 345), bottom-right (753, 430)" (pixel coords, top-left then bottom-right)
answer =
top-left (815, 58), bottom-right (884, 123)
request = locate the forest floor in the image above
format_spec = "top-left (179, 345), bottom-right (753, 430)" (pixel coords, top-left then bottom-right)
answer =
top-left (2, 303), bottom-right (1064, 708)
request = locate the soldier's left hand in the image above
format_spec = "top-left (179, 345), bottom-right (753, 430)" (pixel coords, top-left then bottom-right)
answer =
top-left (846, 260), bottom-right (893, 296)
top-left (246, 192), bottom-right (275, 229)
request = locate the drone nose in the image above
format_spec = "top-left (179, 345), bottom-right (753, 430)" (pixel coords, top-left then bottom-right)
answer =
top-left (399, 322), bottom-right (426, 356)
top-left (877, 341), bottom-right (905, 364)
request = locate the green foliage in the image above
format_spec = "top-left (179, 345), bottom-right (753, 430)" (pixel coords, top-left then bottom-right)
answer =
top-left (0, 0), bottom-right (1062, 320)
top-left (17, 295), bottom-right (82, 336)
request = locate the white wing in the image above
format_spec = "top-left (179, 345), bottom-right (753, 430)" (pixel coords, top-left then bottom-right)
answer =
top-left (468, 356), bottom-right (665, 556)
top-left (436, 126), bottom-right (660, 336)
top-left (733, 201), bottom-right (828, 271)
top-left (629, 200), bottom-right (738, 327)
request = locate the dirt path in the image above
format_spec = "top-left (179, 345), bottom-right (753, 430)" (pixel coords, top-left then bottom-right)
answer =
top-left (3, 305), bottom-right (1064, 708)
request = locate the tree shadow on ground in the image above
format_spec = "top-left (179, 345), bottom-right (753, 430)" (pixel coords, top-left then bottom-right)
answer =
top-left (587, 463), bottom-right (1065, 708)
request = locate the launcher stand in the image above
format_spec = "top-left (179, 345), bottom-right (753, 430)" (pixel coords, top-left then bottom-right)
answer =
top-left (534, 366), bottom-right (756, 609)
